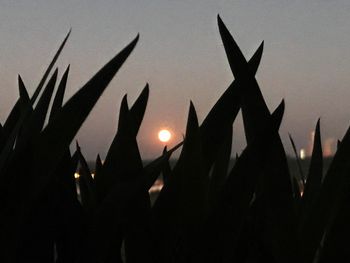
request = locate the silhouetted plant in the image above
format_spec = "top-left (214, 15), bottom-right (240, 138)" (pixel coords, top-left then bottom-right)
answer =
top-left (0, 15), bottom-right (349, 263)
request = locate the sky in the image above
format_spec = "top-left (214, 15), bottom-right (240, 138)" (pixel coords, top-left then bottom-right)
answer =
top-left (0, 0), bottom-right (350, 160)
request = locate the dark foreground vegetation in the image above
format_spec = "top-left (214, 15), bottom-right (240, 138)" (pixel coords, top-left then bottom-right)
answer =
top-left (0, 15), bottom-right (349, 263)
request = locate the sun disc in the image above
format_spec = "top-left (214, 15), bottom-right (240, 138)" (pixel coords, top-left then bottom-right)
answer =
top-left (158, 129), bottom-right (171, 142)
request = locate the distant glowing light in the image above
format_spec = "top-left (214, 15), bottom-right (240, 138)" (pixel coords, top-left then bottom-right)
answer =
top-left (300, 149), bottom-right (306, 160)
top-left (75, 172), bottom-right (95, 179)
top-left (158, 129), bottom-right (171, 142)
top-left (149, 179), bottom-right (164, 193)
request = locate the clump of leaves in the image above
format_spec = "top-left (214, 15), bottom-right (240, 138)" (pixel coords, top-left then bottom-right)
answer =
top-left (0, 15), bottom-right (349, 263)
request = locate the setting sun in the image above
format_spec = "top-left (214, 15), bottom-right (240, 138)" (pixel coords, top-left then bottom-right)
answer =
top-left (158, 129), bottom-right (171, 143)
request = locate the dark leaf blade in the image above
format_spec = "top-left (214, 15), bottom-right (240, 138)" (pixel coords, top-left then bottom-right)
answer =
top-left (89, 142), bottom-right (182, 263)
top-left (18, 75), bottom-right (30, 103)
top-left (129, 83), bottom-right (149, 136)
top-left (0, 102), bottom-right (32, 175)
top-left (116, 95), bottom-right (130, 134)
top-left (153, 102), bottom-right (201, 212)
top-left (0, 86), bottom-right (35, 174)
top-left (35, 34), bottom-right (139, 176)
top-left (94, 93), bottom-right (150, 263)
top-left (248, 41), bottom-right (264, 76)
top-left (202, 101), bottom-right (285, 262)
top-left (0, 123), bottom-right (4, 153)
top-left (51, 149), bottom-right (86, 263)
top-left (0, 76), bottom-right (29, 153)
top-left (298, 120), bottom-right (324, 261)
top-left (288, 133), bottom-right (304, 200)
top-left (240, 77), bottom-right (296, 263)
top-left (186, 101), bottom-right (199, 136)
top-left (217, 14), bottom-right (248, 77)
top-left (0, 70), bottom-right (58, 207)
top-left (95, 95), bottom-right (139, 201)
top-left (272, 99), bottom-right (285, 127)
top-left (257, 138), bottom-right (297, 263)
top-left (28, 69), bottom-right (58, 129)
top-left (0, 34), bottom-right (138, 263)
top-left (31, 29), bottom-right (71, 104)
top-left (152, 102), bottom-right (209, 262)
top-left (99, 140), bottom-right (183, 210)
top-left (161, 146), bottom-right (172, 185)
top-left (2, 100), bottom-right (21, 141)
top-left (217, 15), bottom-right (264, 77)
top-left (2, 37), bottom-right (139, 259)
top-left (201, 22), bottom-right (263, 173)
top-left (289, 133), bottom-right (305, 183)
top-left (2, 29), bottom-right (70, 142)
top-left (76, 143), bottom-right (94, 192)
top-left (76, 143), bottom-right (96, 212)
top-left (56, 149), bottom-right (79, 201)
top-left (15, 69), bottom-right (58, 149)
top-left (300, 119), bottom-right (323, 216)
top-left (200, 30), bottom-right (264, 173)
top-left (49, 65), bottom-right (70, 122)
top-left (218, 15), bottom-right (270, 144)
top-left (298, 120), bottom-right (350, 263)
top-left (141, 141), bottom-right (183, 191)
top-left (209, 125), bottom-right (232, 207)
top-left (219, 15), bottom-right (297, 262)
top-left (318, 191), bottom-right (350, 262)
top-left (2, 76), bottom-right (31, 142)
top-left (200, 81), bottom-right (240, 173)
top-left (93, 154), bottom-right (103, 182)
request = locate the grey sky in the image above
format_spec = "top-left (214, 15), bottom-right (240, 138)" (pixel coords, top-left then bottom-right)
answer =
top-left (0, 0), bottom-right (349, 159)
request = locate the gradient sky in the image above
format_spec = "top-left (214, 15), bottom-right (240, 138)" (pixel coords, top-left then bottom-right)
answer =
top-left (0, 0), bottom-right (350, 159)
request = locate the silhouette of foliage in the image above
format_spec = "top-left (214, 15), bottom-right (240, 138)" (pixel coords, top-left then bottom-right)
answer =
top-left (0, 15), bottom-right (348, 263)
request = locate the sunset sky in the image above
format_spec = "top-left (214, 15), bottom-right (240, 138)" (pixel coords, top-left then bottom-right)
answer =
top-left (0, 0), bottom-right (350, 159)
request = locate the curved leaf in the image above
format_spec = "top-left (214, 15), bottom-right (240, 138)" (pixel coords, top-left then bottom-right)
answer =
top-left (31, 29), bottom-right (71, 104)
top-left (35, 34), bottom-right (139, 177)
top-left (129, 84), bottom-right (149, 136)
top-left (300, 119), bottom-right (323, 216)
top-left (49, 65), bottom-right (70, 122)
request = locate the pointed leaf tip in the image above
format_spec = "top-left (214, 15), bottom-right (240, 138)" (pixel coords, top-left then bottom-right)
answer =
top-left (316, 118), bottom-right (321, 129)
top-left (279, 99), bottom-right (285, 111)
top-left (120, 94), bottom-right (129, 113)
top-left (217, 14), bottom-right (223, 24)
top-left (187, 101), bottom-right (199, 129)
top-left (217, 15), bottom-right (231, 37)
top-left (189, 100), bottom-right (196, 117)
top-left (117, 94), bottom-right (129, 131)
top-left (35, 35), bottom-right (139, 177)
top-left (255, 41), bottom-right (264, 60)
top-left (121, 94), bottom-right (129, 108)
top-left (18, 75), bottom-right (29, 101)
top-left (31, 28), bottom-right (71, 104)
top-left (131, 33), bottom-right (140, 47)
top-left (139, 84), bottom-right (149, 99)
top-left (271, 99), bottom-right (285, 128)
top-left (49, 64), bottom-right (70, 122)
top-left (248, 41), bottom-right (264, 75)
top-left (144, 83), bottom-right (149, 92)
top-left (128, 84), bottom-right (149, 136)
